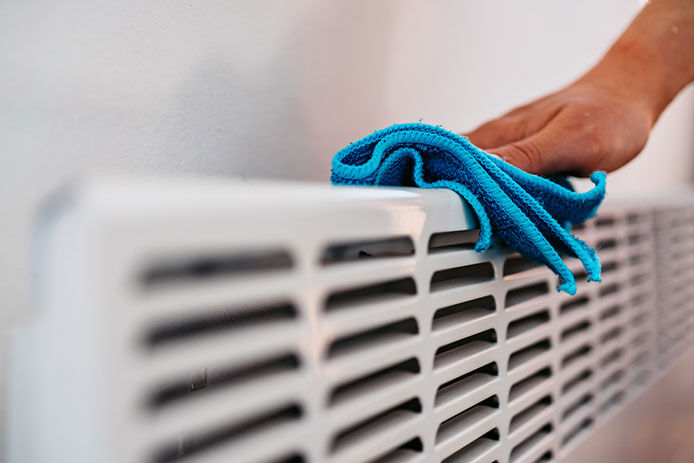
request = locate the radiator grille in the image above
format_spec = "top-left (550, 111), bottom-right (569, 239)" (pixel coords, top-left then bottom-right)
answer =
top-left (13, 180), bottom-right (694, 463)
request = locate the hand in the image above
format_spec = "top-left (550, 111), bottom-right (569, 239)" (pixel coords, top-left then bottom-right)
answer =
top-left (464, 0), bottom-right (694, 177)
top-left (464, 77), bottom-right (653, 177)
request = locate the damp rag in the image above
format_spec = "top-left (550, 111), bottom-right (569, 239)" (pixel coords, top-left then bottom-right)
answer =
top-left (330, 123), bottom-right (606, 295)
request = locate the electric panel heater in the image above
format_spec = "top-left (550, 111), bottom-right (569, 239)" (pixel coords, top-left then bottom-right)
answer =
top-left (8, 178), bottom-right (694, 463)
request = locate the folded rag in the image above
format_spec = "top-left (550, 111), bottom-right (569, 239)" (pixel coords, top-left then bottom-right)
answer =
top-left (331, 122), bottom-right (606, 295)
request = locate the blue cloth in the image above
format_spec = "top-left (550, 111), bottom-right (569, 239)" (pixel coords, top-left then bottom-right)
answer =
top-left (331, 122), bottom-right (606, 295)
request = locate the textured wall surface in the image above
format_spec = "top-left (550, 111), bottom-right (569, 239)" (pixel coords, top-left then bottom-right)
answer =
top-left (1, 0), bottom-right (693, 452)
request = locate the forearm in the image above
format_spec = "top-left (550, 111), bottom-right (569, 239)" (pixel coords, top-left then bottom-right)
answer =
top-left (583, 0), bottom-right (694, 124)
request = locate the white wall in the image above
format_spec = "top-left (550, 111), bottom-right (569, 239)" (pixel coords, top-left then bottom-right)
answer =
top-left (1, 0), bottom-right (693, 448)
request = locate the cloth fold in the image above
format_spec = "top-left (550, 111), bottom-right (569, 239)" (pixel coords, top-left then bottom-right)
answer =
top-left (331, 123), bottom-right (606, 295)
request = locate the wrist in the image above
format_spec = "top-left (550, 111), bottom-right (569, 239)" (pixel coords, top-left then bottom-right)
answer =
top-left (583, 38), bottom-right (670, 125)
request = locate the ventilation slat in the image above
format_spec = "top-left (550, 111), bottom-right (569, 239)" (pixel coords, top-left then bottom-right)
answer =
top-left (628, 233), bottom-right (647, 245)
top-left (561, 344), bottom-right (592, 369)
top-left (432, 296), bottom-right (495, 331)
top-left (435, 363), bottom-right (498, 407)
top-left (599, 326), bottom-right (623, 345)
top-left (508, 339), bottom-right (550, 370)
top-left (510, 423), bottom-right (553, 462)
top-left (561, 393), bottom-right (593, 421)
top-left (428, 229), bottom-right (480, 253)
top-left (507, 310), bottom-right (550, 339)
top-left (434, 330), bottom-right (497, 370)
top-left (559, 296), bottom-right (589, 316)
top-left (561, 368), bottom-right (593, 395)
top-left (596, 239), bottom-right (618, 251)
top-left (441, 429), bottom-right (499, 463)
top-left (600, 348), bottom-right (623, 368)
top-left (595, 217), bottom-right (615, 228)
top-left (505, 282), bottom-right (549, 308)
top-left (143, 250), bottom-right (293, 288)
top-left (599, 283), bottom-right (620, 298)
top-left (503, 256), bottom-right (542, 277)
top-left (325, 277), bottom-right (416, 311)
top-left (369, 437), bottom-right (423, 463)
top-left (145, 302), bottom-right (297, 347)
top-left (148, 353), bottom-right (299, 409)
top-left (330, 358), bottom-right (420, 406)
top-left (599, 391), bottom-right (625, 416)
top-left (599, 369), bottom-right (624, 390)
top-left (150, 404), bottom-right (302, 463)
top-left (510, 395), bottom-right (552, 434)
top-left (560, 319), bottom-right (591, 343)
top-left (533, 451), bottom-right (553, 463)
top-left (327, 318), bottom-right (418, 359)
top-left (601, 260), bottom-right (620, 274)
top-left (599, 304), bottom-right (621, 321)
top-left (561, 417), bottom-right (593, 448)
top-left (331, 398), bottom-right (422, 453)
top-left (509, 367), bottom-right (552, 402)
top-left (436, 396), bottom-right (499, 444)
top-left (430, 263), bottom-right (494, 291)
top-left (321, 236), bottom-right (414, 264)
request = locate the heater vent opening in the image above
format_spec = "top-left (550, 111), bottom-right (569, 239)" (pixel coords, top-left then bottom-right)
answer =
top-left (369, 437), bottom-right (423, 463)
top-left (145, 302), bottom-right (297, 347)
top-left (561, 417), bottom-right (593, 448)
top-left (507, 310), bottom-right (550, 339)
top-left (148, 353), bottom-right (300, 409)
top-left (327, 318), bottom-right (419, 359)
top-left (508, 339), bottom-right (551, 370)
top-left (509, 367), bottom-right (552, 402)
top-left (505, 282), bottom-right (549, 308)
top-left (329, 358), bottom-right (420, 406)
top-left (559, 296), bottom-right (590, 316)
top-left (430, 262), bottom-right (494, 291)
top-left (503, 255), bottom-right (542, 277)
top-left (434, 330), bottom-right (497, 370)
top-left (599, 391), bottom-right (625, 416)
top-left (435, 362), bottom-right (499, 407)
top-left (561, 368), bottom-right (593, 396)
top-left (510, 395), bottom-right (552, 433)
top-left (150, 403), bottom-right (302, 463)
top-left (142, 249), bottom-right (293, 289)
top-left (561, 392), bottom-right (593, 421)
top-left (331, 398), bottom-right (422, 454)
top-left (441, 428), bottom-right (499, 463)
top-left (432, 295), bottom-right (495, 331)
top-left (599, 304), bottom-right (622, 321)
top-left (428, 229), bottom-right (480, 253)
top-left (436, 395), bottom-right (499, 444)
top-left (321, 236), bottom-right (414, 264)
top-left (561, 319), bottom-right (591, 343)
top-left (561, 344), bottom-right (592, 369)
top-left (510, 422), bottom-right (553, 463)
top-left (325, 277), bottom-right (416, 311)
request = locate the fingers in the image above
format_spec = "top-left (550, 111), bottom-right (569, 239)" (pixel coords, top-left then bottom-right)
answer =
top-left (488, 132), bottom-right (558, 175)
top-left (465, 102), bottom-right (560, 150)
top-left (488, 114), bottom-right (593, 177)
top-left (464, 117), bottom-right (526, 149)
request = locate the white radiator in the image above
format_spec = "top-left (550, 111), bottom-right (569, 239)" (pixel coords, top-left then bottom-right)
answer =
top-left (8, 177), bottom-right (694, 463)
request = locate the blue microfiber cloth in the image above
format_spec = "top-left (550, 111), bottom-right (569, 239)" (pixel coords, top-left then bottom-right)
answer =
top-left (331, 122), bottom-right (606, 295)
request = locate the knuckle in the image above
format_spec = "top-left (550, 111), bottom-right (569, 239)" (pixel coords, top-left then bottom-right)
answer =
top-left (583, 134), bottom-right (603, 157)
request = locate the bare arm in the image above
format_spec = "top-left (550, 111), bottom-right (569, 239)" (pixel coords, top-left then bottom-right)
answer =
top-left (465, 0), bottom-right (694, 176)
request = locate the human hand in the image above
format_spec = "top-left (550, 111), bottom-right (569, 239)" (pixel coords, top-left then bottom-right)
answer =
top-left (465, 0), bottom-right (694, 177)
top-left (464, 76), bottom-right (654, 177)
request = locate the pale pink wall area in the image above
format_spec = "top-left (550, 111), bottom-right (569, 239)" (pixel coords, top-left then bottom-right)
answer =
top-left (0, 0), bottom-right (693, 452)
